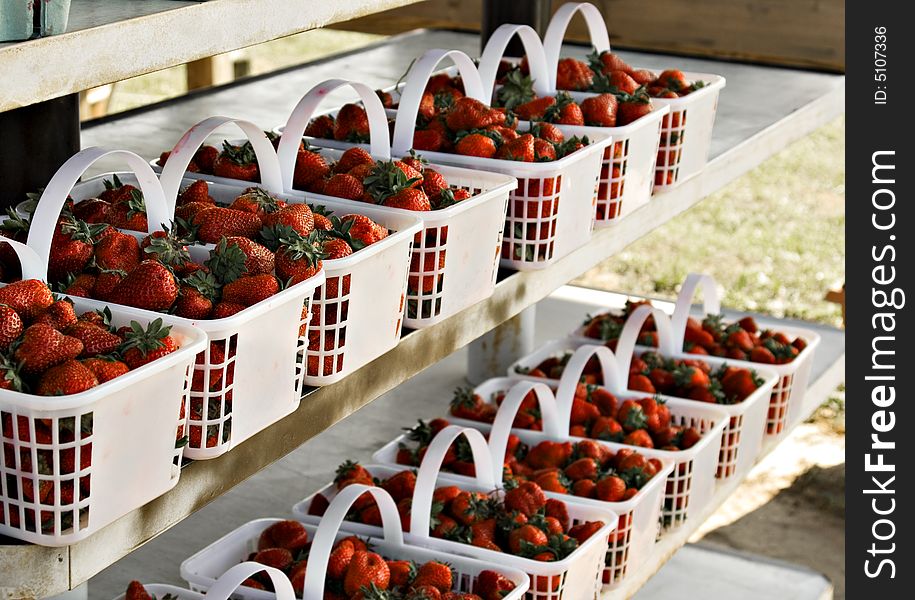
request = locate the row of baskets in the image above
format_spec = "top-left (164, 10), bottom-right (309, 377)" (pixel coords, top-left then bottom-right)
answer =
top-left (120, 281), bottom-right (818, 599)
top-left (0, 3), bottom-right (728, 547)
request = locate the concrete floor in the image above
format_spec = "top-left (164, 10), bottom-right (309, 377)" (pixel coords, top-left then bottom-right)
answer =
top-left (88, 286), bottom-right (843, 598)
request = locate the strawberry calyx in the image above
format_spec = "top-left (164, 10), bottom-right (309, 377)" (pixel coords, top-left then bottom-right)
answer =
top-left (183, 270), bottom-right (221, 301)
top-left (59, 215), bottom-right (106, 243)
top-left (204, 237), bottom-right (249, 285)
top-left (0, 353), bottom-right (27, 393)
top-left (221, 140), bottom-right (257, 166)
top-left (555, 135), bottom-right (590, 159)
top-left (363, 161), bottom-right (422, 204)
top-left (496, 68), bottom-right (536, 111)
top-left (1, 206), bottom-right (31, 236)
top-left (118, 318), bottom-right (172, 358)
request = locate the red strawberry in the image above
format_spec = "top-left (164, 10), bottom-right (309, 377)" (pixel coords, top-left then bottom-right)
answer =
top-left (617, 95), bottom-right (653, 125)
top-left (65, 321), bottom-right (121, 357)
top-left (109, 261), bottom-right (179, 311)
top-left (555, 58), bottom-right (593, 91)
top-left (293, 148), bottom-right (330, 190)
top-left (324, 174), bottom-right (365, 200)
top-left (221, 274), bottom-right (280, 307)
top-left (229, 187), bottom-right (285, 216)
top-left (581, 94), bottom-right (618, 127)
top-left (94, 230), bottom-right (141, 273)
top-left (119, 318), bottom-right (179, 369)
top-left (261, 204), bottom-right (315, 236)
top-left (544, 93), bottom-right (584, 125)
top-left (125, 581), bottom-right (153, 600)
top-left (81, 357), bottom-right (129, 383)
top-left (335, 147), bottom-right (375, 173)
top-left (213, 141), bottom-right (259, 181)
top-left (655, 70), bottom-right (691, 93)
top-left (225, 237), bottom-right (275, 275)
top-left (211, 301), bottom-right (246, 319)
top-left (515, 96), bottom-right (556, 121)
top-left (383, 188), bottom-right (432, 211)
top-left (257, 519), bottom-right (309, 552)
top-left (334, 103), bottom-right (370, 142)
top-left (606, 71), bottom-right (639, 94)
top-left (305, 114), bottom-right (336, 139)
top-left (596, 52), bottom-right (632, 75)
top-left (193, 206), bottom-right (263, 244)
top-left (413, 129), bottom-right (446, 152)
top-left (0, 279), bottom-right (54, 321)
top-left (36, 359), bottom-right (99, 396)
top-left (496, 134), bottom-right (535, 162)
top-left (0, 305), bottom-right (23, 350)
top-left (455, 133), bottom-right (497, 159)
top-left (533, 138), bottom-right (556, 161)
top-left (275, 233), bottom-right (324, 284)
top-left (48, 218), bottom-right (100, 283)
top-left (14, 323), bottom-right (83, 375)
top-left (445, 97), bottom-right (502, 131)
top-left (32, 299), bottom-right (78, 330)
top-left (177, 180), bottom-right (213, 206)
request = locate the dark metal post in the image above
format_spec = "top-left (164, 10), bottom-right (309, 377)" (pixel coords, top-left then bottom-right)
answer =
top-left (481, 0), bottom-right (551, 54)
top-left (0, 94), bottom-right (80, 210)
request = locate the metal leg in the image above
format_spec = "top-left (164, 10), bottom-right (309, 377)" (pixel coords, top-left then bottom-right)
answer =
top-left (0, 94), bottom-right (80, 211)
top-left (467, 305), bottom-right (536, 385)
top-left (481, 0), bottom-right (550, 53)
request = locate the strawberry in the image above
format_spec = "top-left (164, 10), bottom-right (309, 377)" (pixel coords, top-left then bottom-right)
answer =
top-left (555, 57), bottom-right (593, 91)
top-left (35, 359), bottom-right (98, 396)
top-left (340, 214), bottom-right (387, 247)
top-left (0, 279), bottom-right (54, 321)
top-left (275, 232), bottom-right (324, 284)
top-left (49, 217), bottom-right (102, 283)
top-left (177, 180), bottom-right (213, 206)
top-left (293, 147), bottom-right (330, 190)
top-left (508, 523), bottom-right (548, 555)
top-left (324, 174), bottom-right (365, 200)
top-left (305, 114), bottom-right (336, 139)
top-left (94, 230), bottom-right (141, 273)
top-left (14, 323), bottom-right (83, 375)
top-left (221, 274), bottom-right (279, 307)
top-left (252, 547), bottom-right (293, 571)
top-left (530, 122), bottom-right (564, 145)
top-left (81, 357), bottom-right (129, 383)
top-left (0, 305), bottom-right (23, 349)
top-left (119, 318), bottom-right (178, 369)
top-left (544, 93), bottom-right (584, 125)
top-left (421, 169), bottom-right (449, 200)
top-left (124, 581), bottom-right (153, 600)
top-left (533, 139), bottom-right (556, 161)
top-left (475, 570), bottom-right (515, 600)
top-left (630, 69), bottom-right (656, 85)
top-left (106, 191), bottom-right (148, 231)
top-left (581, 94), bottom-right (618, 127)
top-left (383, 188), bottom-right (431, 211)
top-left (503, 481), bottom-right (546, 516)
top-left (455, 132), bottom-right (498, 158)
top-left (617, 93), bottom-right (653, 125)
top-left (229, 187), bottom-right (285, 216)
top-left (175, 201), bottom-right (217, 225)
top-left (595, 475), bottom-right (627, 502)
top-left (654, 70), bottom-right (691, 93)
top-left (65, 321), bottom-right (121, 357)
top-left (211, 302), bottom-right (246, 319)
top-left (225, 237), bottom-right (274, 275)
top-left (593, 51), bottom-right (632, 75)
top-left (335, 147), bottom-right (376, 173)
top-left (109, 261), bottom-right (179, 311)
top-left (193, 206), bottom-right (263, 244)
top-left (344, 551), bottom-right (391, 595)
top-left (413, 129), bottom-right (447, 152)
top-left (606, 71), bottom-right (639, 95)
top-left (261, 204), bottom-right (315, 236)
top-left (213, 141), bottom-right (259, 181)
top-left (388, 559), bottom-right (417, 588)
top-left (445, 97), bottom-right (502, 132)
top-left (194, 145), bottom-right (219, 173)
top-left (321, 237), bottom-right (353, 261)
top-left (496, 134), bottom-right (535, 162)
top-left (515, 96), bottom-right (556, 121)
top-left (257, 519), bottom-right (309, 552)
top-left (412, 561), bottom-right (452, 593)
top-left (328, 538), bottom-right (357, 579)
top-left (175, 274), bottom-right (218, 320)
top-left (334, 103), bottom-right (371, 142)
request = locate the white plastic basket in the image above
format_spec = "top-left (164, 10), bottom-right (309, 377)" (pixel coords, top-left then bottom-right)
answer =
top-left (515, 306), bottom-right (777, 482)
top-left (373, 381), bottom-right (674, 588)
top-left (111, 563), bottom-right (296, 600)
top-left (541, 2), bottom-right (725, 191)
top-left (294, 426), bottom-right (614, 600)
top-left (183, 484), bottom-right (530, 600)
top-left (665, 274), bottom-right (822, 437)
top-left (378, 49), bottom-right (612, 270)
top-left (0, 239), bottom-right (206, 546)
top-left (275, 79), bottom-right (514, 328)
top-left (480, 23), bottom-right (669, 225)
top-left (30, 146), bottom-right (325, 460)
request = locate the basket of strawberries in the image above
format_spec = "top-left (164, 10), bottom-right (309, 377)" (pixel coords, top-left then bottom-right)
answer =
top-left (539, 2), bottom-right (726, 191)
top-left (372, 381), bottom-right (676, 588)
top-left (181, 484), bottom-right (530, 600)
top-left (571, 273), bottom-right (821, 438)
top-left (294, 426), bottom-right (615, 600)
top-left (518, 305), bottom-right (778, 481)
top-left (25, 145), bottom-right (325, 459)
top-left (156, 112), bottom-right (424, 386)
top-left (273, 79), bottom-right (516, 328)
top-left (116, 563), bottom-right (296, 600)
top-left (479, 23), bottom-right (670, 226)
top-left (0, 238), bottom-right (206, 546)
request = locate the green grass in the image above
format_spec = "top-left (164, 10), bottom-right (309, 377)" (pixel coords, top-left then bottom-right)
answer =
top-left (574, 116), bottom-right (846, 327)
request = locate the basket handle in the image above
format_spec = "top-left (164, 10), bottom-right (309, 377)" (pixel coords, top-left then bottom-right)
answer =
top-left (553, 344), bottom-right (623, 425)
top-left (278, 78), bottom-right (392, 190)
top-left (487, 381), bottom-right (561, 479)
top-left (410, 425), bottom-right (496, 539)
top-left (542, 2), bottom-right (611, 89)
top-left (0, 238), bottom-right (48, 281)
top-left (390, 49), bottom-right (487, 156)
top-left (670, 273), bottom-right (721, 351)
top-left (303, 484), bottom-right (404, 600)
top-left (614, 304), bottom-right (677, 382)
top-left (477, 24), bottom-right (553, 101)
top-left (203, 562), bottom-right (296, 600)
top-left (158, 116), bottom-right (284, 207)
top-left (28, 148), bottom-right (170, 268)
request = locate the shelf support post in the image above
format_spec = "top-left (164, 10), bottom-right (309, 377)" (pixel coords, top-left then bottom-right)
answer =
top-left (481, 0), bottom-right (550, 54)
top-left (0, 94), bottom-right (80, 211)
top-left (467, 305), bottom-right (536, 385)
